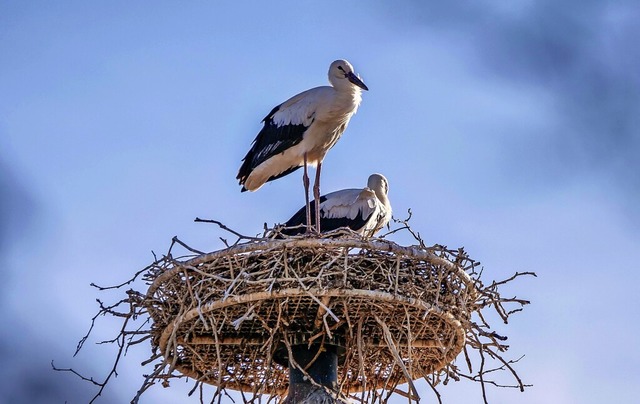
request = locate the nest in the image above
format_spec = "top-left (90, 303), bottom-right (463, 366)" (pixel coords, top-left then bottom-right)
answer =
top-left (61, 220), bottom-right (534, 403)
top-left (146, 235), bottom-right (474, 396)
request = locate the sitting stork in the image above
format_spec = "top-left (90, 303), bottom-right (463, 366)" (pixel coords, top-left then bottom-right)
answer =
top-left (237, 59), bottom-right (368, 232)
top-left (280, 174), bottom-right (392, 238)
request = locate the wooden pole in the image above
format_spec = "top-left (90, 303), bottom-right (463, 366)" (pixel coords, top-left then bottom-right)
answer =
top-left (285, 344), bottom-right (338, 403)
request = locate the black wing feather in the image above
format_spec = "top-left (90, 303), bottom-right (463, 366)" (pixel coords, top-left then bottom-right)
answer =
top-left (281, 196), bottom-right (370, 236)
top-left (237, 104), bottom-right (310, 187)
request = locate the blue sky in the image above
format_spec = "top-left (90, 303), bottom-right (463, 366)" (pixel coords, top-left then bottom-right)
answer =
top-left (1, 1), bottom-right (639, 403)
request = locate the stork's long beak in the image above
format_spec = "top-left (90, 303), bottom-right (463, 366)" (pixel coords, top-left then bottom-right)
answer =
top-left (347, 72), bottom-right (369, 91)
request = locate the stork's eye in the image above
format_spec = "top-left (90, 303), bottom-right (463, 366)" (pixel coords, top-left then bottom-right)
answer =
top-left (337, 66), bottom-right (345, 72)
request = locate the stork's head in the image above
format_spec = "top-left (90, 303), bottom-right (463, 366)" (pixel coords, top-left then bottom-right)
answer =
top-left (368, 173), bottom-right (389, 198)
top-left (329, 59), bottom-right (369, 91)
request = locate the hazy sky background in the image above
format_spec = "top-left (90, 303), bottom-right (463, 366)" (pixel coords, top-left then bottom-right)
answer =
top-left (1, 1), bottom-right (639, 403)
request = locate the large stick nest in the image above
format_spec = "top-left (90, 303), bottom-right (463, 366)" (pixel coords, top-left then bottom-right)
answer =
top-left (61, 220), bottom-right (534, 403)
top-left (147, 235), bottom-right (473, 396)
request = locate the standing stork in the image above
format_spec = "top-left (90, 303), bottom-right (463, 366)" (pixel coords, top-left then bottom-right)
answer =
top-left (280, 174), bottom-right (392, 238)
top-left (237, 59), bottom-right (368, 232)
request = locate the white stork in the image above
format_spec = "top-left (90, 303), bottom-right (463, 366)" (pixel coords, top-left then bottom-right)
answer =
top-left (237, 59), bottom-right (368, 232)
top-left (280, 174), bottom-right (391, 238)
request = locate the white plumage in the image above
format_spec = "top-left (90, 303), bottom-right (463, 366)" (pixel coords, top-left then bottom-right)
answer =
top-left (237, 59), bottom-right (368, 232)
top-left (281, 174), bottom-right (392, 237)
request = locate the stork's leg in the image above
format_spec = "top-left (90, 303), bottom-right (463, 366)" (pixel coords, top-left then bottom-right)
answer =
top-left (303, 154), bottom-right (312, 233)
top-left (313, 162), bottom-right (322, 233)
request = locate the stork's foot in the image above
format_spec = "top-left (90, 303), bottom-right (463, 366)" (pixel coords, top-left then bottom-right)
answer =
top-left (304, 222), bottom-right (321, 235)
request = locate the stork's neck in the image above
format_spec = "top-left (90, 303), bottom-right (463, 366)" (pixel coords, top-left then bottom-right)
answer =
top-left (375, 190), bottom-right (390, 208)
top-left (333, 86), bottom-right (363, 109)
top-left (318, 86), bottom-right (362, 120)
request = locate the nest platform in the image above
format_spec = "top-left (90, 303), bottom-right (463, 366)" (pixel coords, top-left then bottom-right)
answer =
top-left (144, 234), bottom-right (478, 396)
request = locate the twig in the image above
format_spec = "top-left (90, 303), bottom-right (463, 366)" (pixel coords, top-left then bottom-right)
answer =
top-left (374, 315), bottom-right (420, 401)
top-left (172, 235), bottom-right (205, 255)
top-left (194, 218), bottom-right (262, 242)
top-left (423, 376), bottom-right (443, 404)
